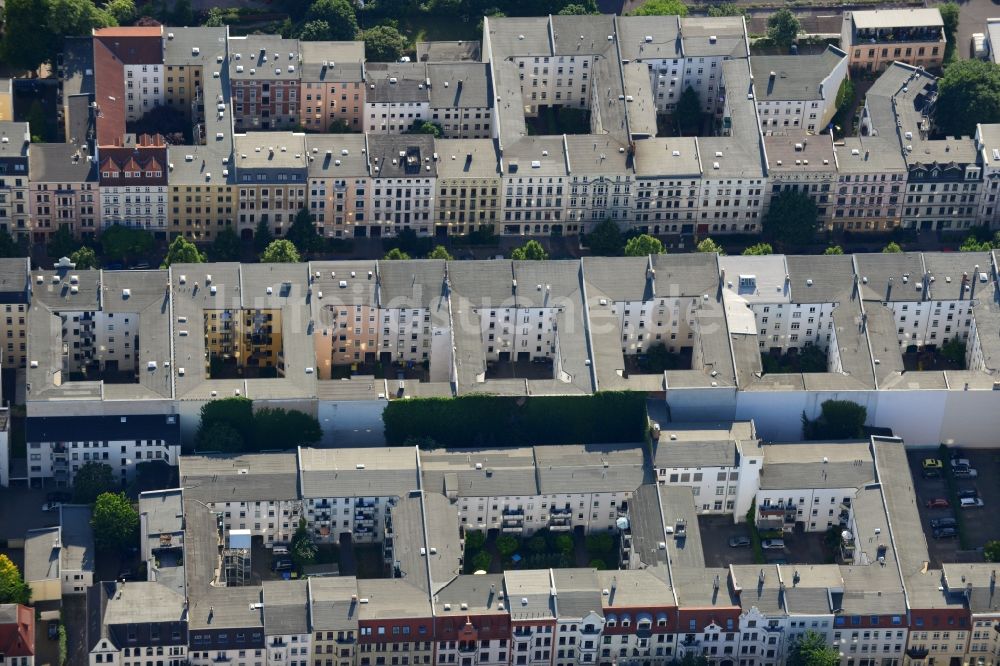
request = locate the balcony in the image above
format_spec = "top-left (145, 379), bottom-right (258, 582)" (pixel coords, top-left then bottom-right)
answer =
top-left (905, 647), bottom-right (929, 659)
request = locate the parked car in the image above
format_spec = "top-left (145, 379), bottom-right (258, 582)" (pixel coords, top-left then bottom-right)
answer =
top-left (46, 491), bottom-right (71, 503)
top-left (921, 468), bottom-right (942, 479)
top-left (925, 498), bottom-right (950, 509)
top-left (41, 502), bottom-right (62, 512)
top-left (930, 517), bottom-right (957, 529)
top-left (272, 545), bottom-right (289, 555)
top-left (932, 527), bottom-right (958, 539)
top-left (921, 458), bottom-right (943, 470)
top-left (953, 467), bottom-right (979, 479)
top-left (728, 536), bottom-right (751, 548)
top-left (958, 489), bottom-right (979, 500)
top-left (952, 458), bottom-right (972, 469)
top-left (761, 539), bottom-right (785, 550)
top-left (48, 621), bottom-right (59, 640)
top-left (271, 557), bottom-right (293, 572)
top-left (960, 497), bottom-right (985, 508)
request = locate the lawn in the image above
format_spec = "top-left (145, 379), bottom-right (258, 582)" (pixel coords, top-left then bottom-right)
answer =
top-left (361, 14), bottom-right (480, 48)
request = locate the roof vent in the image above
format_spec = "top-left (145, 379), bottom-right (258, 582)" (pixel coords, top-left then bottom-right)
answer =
top-left (356, 463), bottom-right (365, 469)
top-left (644, 35), bottom-right (653, 42)
top-left (122, 288), bottom-right (131, 298)
top-left (709, 35), bottom-right (717, 43)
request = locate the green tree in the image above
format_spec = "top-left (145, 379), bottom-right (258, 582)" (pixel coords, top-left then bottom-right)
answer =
top-left (100, 224), bottom-right (154, 266)
top-left (585, 532), bottom-right (613, 554)
top-left (253, 220), bottom-right (274, 253)
top-left (171, 0), bottom-right (193, 24)
top-left (511, 240), bottom-right (549, 261)
top-left (409, 120), bottom-right (443, 137)
top-left (940, 1), bottom-right (959, 38)
top-left (823, 245), bottom-right (844, 255)
top-left (557, 3), bottom-right (593, 14)
top-left (384, 248), bottom-right (412, 260)
top-left (835, 79), bottom-right (855, 114)
top-left (162, 235), bottom-right (205, 267)
top-left (0, 0), bottom-right (52, 71)
top-left (306, 0), bottom-right (358, 39)
top-left (940, 336), bottom-right (966, 368)
top-left (743, 242), bottom-right (772, 256)
top-left (696, 237), bottom-right (725, 255)
top-left (197, 397), bottom-right (254, 449)
top-left (291, 519), bottom-right (317, 570)
top-left (675, 86), bottom-right (701, 135)
top-left (196, 421), bottom-right (245, 452)
top-left (286, 208), bottom-right (322, 254)
top-left (260, 239), bottom-right (301, 263)
top-left (106, 0), bottom-right (136, 23)
top-left (985, 540), bottom-right (1000, 563)
top-left (762, 190), bottom-right (818, 247)
top-left (47, 226), bottom-right (79, 259)
top-left (706, 3), bottom-right (742, 17)
top-left (363, 24), bottom-right (408, 62)
top-left (554, 534), bottom-right (573, 554)
top-left (959, 235), bottom-right (992, 252)
top-left (298, 19), bottom-right (332, 40)
top-left (0, 554), bottom-right (30, 605)
top-left (585, 219), bottom-right (623, 256)
top-left (935, 59), bottom-right (1000, 138)
top-left (48, 0), bottom-right (117, 42)
top-left (624, 234), bottom-right (664, 257)
top-left (496, 535), bottom-right (519, 557)
top-left (0, 230), bottom-right (25, 258)
top-left (787, 631), bottom-right (838, 666)
top-left (471, 551), bottom-right (492, 571)
top-left (427, 246), bottom-right (453, 260)
top-left (91, 492), bottom-right (139, 553)
top-left (209, 228), bottom-right (241, 261)
top-left (882, 241), bottom-right (902, 253)
top-left (803, 400), bottom-right (867, 440)
top-left (251, 408), bottom-right (322, 450)
top-left (328, 119), bottom-right (352, 133)
top-left (464, 530), bottom-right (486, 551)
top-left (526, 536), bottom-right (547, 553)
top-left (630, 0), bottom-right (687, 16)
top-left (72, 462), bottom-right (117, 504)
top-left (767, 8), bottom-right (801, 50)
top-left (25, 101), bottom-right (48, 142)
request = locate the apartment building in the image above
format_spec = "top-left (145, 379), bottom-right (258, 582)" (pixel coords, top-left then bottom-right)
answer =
top-left (24, 505), bottom-right (95, 600)
top-left (831, 136), bottom-right (906, 231)
top-left (427, 63), bottom-right (493, 139)
top-left (433, 575), bottom-right (511, 666)
top-left (167, 145), bottom-right (236, 242)
top-left (311, 260), bottom-right (379, 372)
top-left (228, 36), bottom-right (302, 131)
top-left (375, 259), bottom-right (451, 374)
top-left (652, 421), bottom-right (762, 516)
top-left (564, 135), bottom-right (632, 231)
top-left (500, 137), bottom-right (568, 235)
top-left (678, 17), bottom-right (749, 116)
top-left (842, 8), bottom-right (945, 72)
top-left (975, 123), bottom-right (1000, 229)
top-left (299, 42), bottom-right (366, 133)
top-left (263, 581), bottom-right (312, 666)
top-left (305, 135), bottom-right (369, 238)
top-left (364, 63), bottom-right (430, 134)
top-left (88, 581), bottom-right (189, 666)
top-left (309, 577), bottom-right (359, 666)
top-left (366, 134), bottom-right (437, 236)
top-left (234, 132), bottom-right (308, 237)
top-left (764, 133), bottom-right (837, 225)
top-left (0, 258), bottom-right (29, 370)
top-left (750, 46), bottom-right (848, 135)
top-left (434, 138), bottom-right (501, 235)
top-left (98, 137), bottom-right (170, 237)
top-left (92, 26), bottom-right (165, 140)
top-left (0, 122), bottom-right (31, 241)
top-left (632, 138), bottom-right (701, 235)
top-left (28, 143), bottom-right (99, 242)
top-left (0, 604), bottom-right (34, 666)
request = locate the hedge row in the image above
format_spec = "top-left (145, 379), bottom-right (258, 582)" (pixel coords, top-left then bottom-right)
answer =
top-left (382, 392), bottom-right (647, 446)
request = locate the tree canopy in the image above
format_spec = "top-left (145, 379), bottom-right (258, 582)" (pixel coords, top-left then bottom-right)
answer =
top-left (298, 19), bottom-right (334, 41)
top-left (882, 241), bottom-right (902, 253)
top-left (823, 245), bottom-right (844, 255)
top-left (100, 225), bottom-right (154, 265)
top-left (291, 519), bottom-right (317, 570)
top-left (47, 227), bottom-right (79, 259)
top-left (196, 397), bottom-right (321, 453)
top-left (767, 8), bottom-right (801, 49)
top-left (986, 540), bottom-right (1000, 563)
top-left (162, 236), bottom-right (205, 267)
top-left (1, 0), bottom-right (116, 72)
top-left (210, 228), bottom-right (242, 261)
top-left (585, 219), bottom-right (623, 256)
top-left (0, 554), bottom-right (30, 605)
top-left (73, 462), bottom-right (118, 504)
top-left (511, 240), bottom-right (549, 261)
top-left (92, 492), bottom-right (140, 553)
top-left (935, 59), bottom-right (1000, 139)
top-left (0, 230), bottom-right (25, 259)
top-left (197, 397), bottom-right (255, 449)
top-left (251, 408), bottom-right (322, 450)
top-left (286, 209), bottom-right (323, 254)
top-left (557, 3), bottom-right (594, 14)
top-left (787, 631), bottom-right (839, 666)
top-left (305, 0), bottom-right (358, 39)
top-left (253, 220), bottom-right (274, 253)
top-left (70, 246), bottom-right (99, 269)
top-left (409, 120), bottom-right (444, 137)
top-left (762, 190), bottom-right (818, 247)
top-left (260, 239), bottom-right (302, 263)
top-left (384, 248), bottom-right (412, 260)
top-left (629, 0), bottom-right (687, 16)
top-left (624, 234), bottom-right (664, 257)
top-left (743, 242), bottom-right (773, 256)
top-left (803, 400), bottom-right (867, 440)
top-left (364, 24), bottom-right (409, 62)
top-left (696, 237), bottom-right (725, 255)
top-left (427, 246), bottom-right (453, 260)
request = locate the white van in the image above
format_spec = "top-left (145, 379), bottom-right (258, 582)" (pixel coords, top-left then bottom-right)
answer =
top-left (272, 545), bottom-right (289, 555)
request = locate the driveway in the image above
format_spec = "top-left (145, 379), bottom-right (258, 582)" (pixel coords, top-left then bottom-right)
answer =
top-left (699, 515), bottom-right (756, 567)
top-left (34, 618), bottom-right (61, 666)
top-left (63, 595), bottom-right (88, 666)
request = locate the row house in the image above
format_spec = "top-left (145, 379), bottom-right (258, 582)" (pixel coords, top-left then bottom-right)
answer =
top-left (234, 132), bottom-right (309, 238)
top-left (309, 578), bottom-right (359, 666)
top-left (750, 46), bottom-right (848, 136)
top-left (501, 137), bottom-right (568, 236)
top-left (433, 575), bottom-right (511, 666)
top-left (841, 8), bottom-right (945, 72)
top-left (300, 42), bottom-right (366, 133)
top-left (264, 581), bottom-right (313, 666)
top-left (98, 138), bottom-right (169, 237)
top-left (88, 581), bottom-right (188, 666)
top-left (631, 138), bottom-right (701, 236)
top-left (305, 135), bottom-right (369, 238)
top-left (764, 134), bottom-right (837, 227)
top-left (366, 134), bottom-right (437, 237)
top-left (364, 63), bottom-right (431, 134)
top-left (0, 257), bottom-right (29, 370)
top-left (28, 143), bottom-right (99, 243)
top-left (564, 136), bottom-right (632, 233)
top-left (166, 145), bottom-right (236, 242)
top-left (0, 604), bottom-right (34, 666)
top-left (0, 122), bottom-right (30, 241)
top-left (229, 36), bottom-right (303, 131)
top-left (434, 139), bottom-right (501, 236)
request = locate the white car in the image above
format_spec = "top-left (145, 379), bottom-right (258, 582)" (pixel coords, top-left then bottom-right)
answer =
top-left (761, 539), bottom-right (785, 550)
top-left (41, 502), bottom-right (62, 512)
top-left (960, 497), bottom-right (984, 508)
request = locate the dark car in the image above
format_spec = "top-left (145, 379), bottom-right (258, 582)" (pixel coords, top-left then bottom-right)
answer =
top-left (46, 491), bottom-right (72, 503)
top-left (48, 621), bottom-right (59, 640)
top-left (271, 557), bottom-right (293, 572)
top-left (728, 536), bottom-right (751, 548)
top-left (958, 489), bottom-right (979, 500)
top-left (930, 517), bottom-right (957, 529)
top-left (932, 527), bottom-right (958, 539)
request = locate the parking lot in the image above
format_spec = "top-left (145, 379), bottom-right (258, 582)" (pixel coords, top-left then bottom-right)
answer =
top-left (907, 448), bottom-right (1000, 566)
top-left (699, 515), bottom-right (832, 567)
